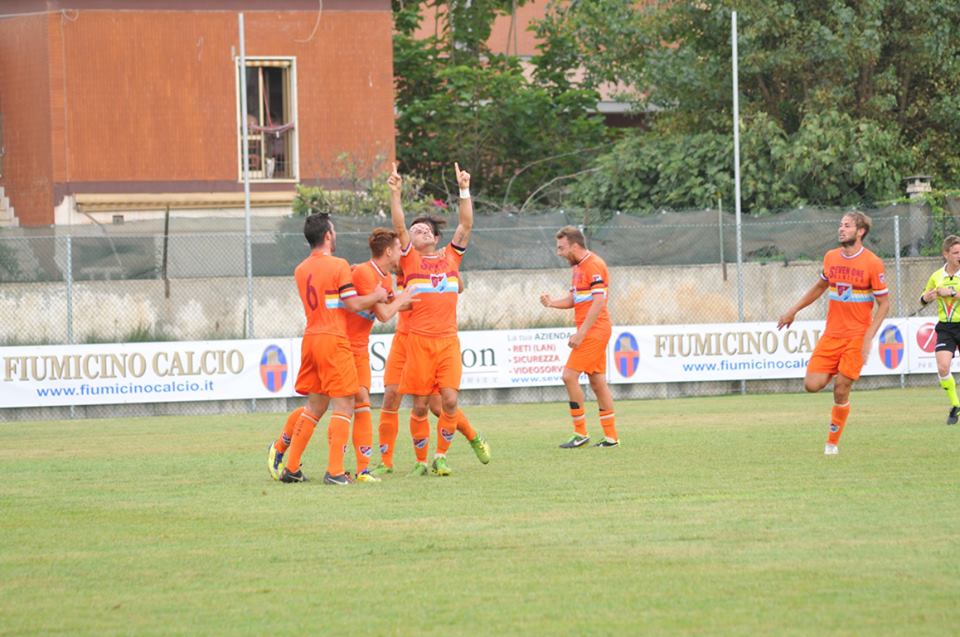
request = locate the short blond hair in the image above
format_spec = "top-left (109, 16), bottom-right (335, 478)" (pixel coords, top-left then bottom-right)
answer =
top-left (555, 225), bottom-right (585, 247)
top-left (943, 235), bottom-right (960, 254)
top-left (843, 211), bottom-right (872, 240)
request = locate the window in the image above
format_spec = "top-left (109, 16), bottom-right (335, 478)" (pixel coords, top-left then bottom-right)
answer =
top-left (236, 58), bottom-right (298, 181)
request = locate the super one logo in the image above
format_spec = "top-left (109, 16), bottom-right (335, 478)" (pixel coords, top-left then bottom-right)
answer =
top-left (3, 349), bottom-right (244, 382)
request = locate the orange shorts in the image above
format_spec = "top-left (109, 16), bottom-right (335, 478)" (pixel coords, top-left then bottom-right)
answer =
top-left (808, 334), bottom-right (865, 381)
top-left (295, 333), bottom-right (359, 397)
top-left (399, 333), bottom-right (461, 396)
top-left (383, 332), bottom-right (409, 387)
top-left (352, 349), bottom-right (371, 391)
top-left (566, 328), bottom-right (611, 375)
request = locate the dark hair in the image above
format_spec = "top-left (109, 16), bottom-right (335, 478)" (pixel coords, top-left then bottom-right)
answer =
top-left (304, 212), bottom-right (333, 248)
top-left (410, 214), bottom-right (447, 239)
top-left (555, 225), bottom-right (586, 248)
top-left (843, 211), bottom-right (872, 240)
top-left (368, 228), bottom-right (399, 257)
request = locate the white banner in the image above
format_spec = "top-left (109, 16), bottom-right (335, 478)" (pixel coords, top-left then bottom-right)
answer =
top-left (0, 339), bottom-right (298, 408)
top-left (0, 319), bottom-right (942, 409)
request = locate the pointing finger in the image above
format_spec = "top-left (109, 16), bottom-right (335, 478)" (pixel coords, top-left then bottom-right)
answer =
top-left (454, 162), bottom-right (461, 176)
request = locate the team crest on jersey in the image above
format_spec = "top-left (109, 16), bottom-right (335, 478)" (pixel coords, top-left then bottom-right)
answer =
top-left (430, 273), bottom-right (447, 289)
top-left (592, 274), bottom-right (602, 282)
top-left (836, 282), bottom-right (852, 300)
top-left (359, 445), bottom-right (373, 458)
top-left (879, 272), bottom-right (886, 284)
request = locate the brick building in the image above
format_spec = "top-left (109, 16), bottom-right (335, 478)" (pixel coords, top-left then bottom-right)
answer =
top-left (0, 0), bottom-right (394, 227)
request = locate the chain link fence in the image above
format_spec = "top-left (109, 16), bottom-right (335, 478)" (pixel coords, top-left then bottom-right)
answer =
top-left (0, 202), bottom-right (952, 417)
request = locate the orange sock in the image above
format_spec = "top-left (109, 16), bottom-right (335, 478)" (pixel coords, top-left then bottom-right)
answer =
top-left (410, 414), bottom-right (430, 463)
top-left (569, 402), bottom-right (587, 436)
top-left (437, 411), bottom-right (458, 455)
top-left (284, 409), bottom-right (318, 474)
top-left (599, 409), bottom-right (618, 441)
top-left (827, 402), bottom-right (850, 445)
top-left (327, 412), bottom-right (351, 477)
top-left (378, 408), bottom-right (399, 468)
top-left (353, 402), bottom-right (373, 474)
top-left (275, 407), bottom-right (304, 454)
top-left (456, 409), bottom-right (477, 441)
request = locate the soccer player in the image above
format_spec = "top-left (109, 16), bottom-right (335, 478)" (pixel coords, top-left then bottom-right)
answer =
top-left (369, 263), bottom-right (444, 477)
top-left (777, 211), bottom-right (890, 455)
top-left (540, 226), bottom-right (619, 448)
top-left (344, 228), bottom-right (414, 482)
top-left (386, 162), bottom-right (491, 476)
top-left (266, 212), bottom-right (387, 485)
top-left (918, 234), bottom-right (960, 425)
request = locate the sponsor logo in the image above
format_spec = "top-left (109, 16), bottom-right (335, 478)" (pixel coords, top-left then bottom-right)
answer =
top-left (917, 322), bottom-right (937, 353)
top-left (878, 325), bottom-right (904, 369)
top-left (614, 332), bottom-right (640, 378)
top-left (259, 345), bottom-right (288, 392)
top-left (836, 282), bottom-right (852, 301)
top-left (430, 273), bottom-right (446, 289)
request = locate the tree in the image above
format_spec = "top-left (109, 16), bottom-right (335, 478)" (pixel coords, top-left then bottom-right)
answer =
top-left (392, 0), bottom-right (607, 209)
top-left (537, 0), bottom-right (960, 212)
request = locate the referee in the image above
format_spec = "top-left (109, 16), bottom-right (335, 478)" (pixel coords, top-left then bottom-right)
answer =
top-left (920, 234), bottom-right (960, 425)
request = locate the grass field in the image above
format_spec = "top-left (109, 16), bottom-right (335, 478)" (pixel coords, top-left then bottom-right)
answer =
top-left (1, 387), bottom-right (958, 636)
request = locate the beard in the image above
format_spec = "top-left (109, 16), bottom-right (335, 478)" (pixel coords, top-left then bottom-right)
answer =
top-left (839, 236), bottom-right (856, 248)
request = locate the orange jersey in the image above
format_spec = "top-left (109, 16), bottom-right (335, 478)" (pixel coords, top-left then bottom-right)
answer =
top-left (820, 246), bottom-right (888, 339)
top-left (571, 252), bottom-right (611, 333)
top-left (294, 251), bottom-right (356, 337)
top-left (344, 260), bottom-right (394, 353)
top-left (399, 243), bottom-right (465, 337)
top-left (394, 274), bottom-right (411, 336)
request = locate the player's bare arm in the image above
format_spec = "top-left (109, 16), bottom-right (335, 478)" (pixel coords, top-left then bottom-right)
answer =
top-left (451, 162), bottom-right (473, 248)
top-left (344, 286), bottom-right (389, 313)
top-left (373, 286), bottom-right (416, 323)
top-left (569, 295), bottom-right (606, 349)
top-left (777, 279), bottom-right (830, 329)
top-left (861, 293), bottom-right (890, 360)
top-left (387, 162), bottom-right (410, 247)
top-left (540, 292), bottom-right (574, 309)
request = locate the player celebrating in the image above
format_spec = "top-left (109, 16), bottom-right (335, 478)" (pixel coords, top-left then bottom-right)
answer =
top-left (387, 162), bottom-right (490, 476)
top-left (266, 212), bottom-right (387, 485)
top-left (344, 228), bottom-right (414, 481)
top-left (540, 226), bottom-right (619, 448)
top-left (918, 234), bottom-right (960, 425)
top-left (778, 211), bottom-right (889, 455)
top-left (369, 263), bottom-right (449, 477)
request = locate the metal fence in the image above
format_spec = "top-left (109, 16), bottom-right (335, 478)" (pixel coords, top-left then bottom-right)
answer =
top-left (0, 203), bottom-right (952, 416)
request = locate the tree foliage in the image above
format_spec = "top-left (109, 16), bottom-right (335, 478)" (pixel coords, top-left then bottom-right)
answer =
top-left (540, 0), bottom-right (960, 212)
top-left (392, 0), bottom-right (607, 208)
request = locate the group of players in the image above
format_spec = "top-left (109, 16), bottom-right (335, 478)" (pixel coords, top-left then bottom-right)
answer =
top-left (265, 163), bottom-right (955, 484)
top-left (265, 161), bottom-right (620, 485)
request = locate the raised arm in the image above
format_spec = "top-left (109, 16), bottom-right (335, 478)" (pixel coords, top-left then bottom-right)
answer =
top-left (777, 278), bottom-right (829, 329)
top-left (387, 162), bottom-right (410, 248)
top-left (451, 162), bottom-right (473, 248)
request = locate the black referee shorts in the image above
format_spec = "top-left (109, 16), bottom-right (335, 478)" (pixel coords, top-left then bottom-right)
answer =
top-left (935, 321), bottom-right (960, 355)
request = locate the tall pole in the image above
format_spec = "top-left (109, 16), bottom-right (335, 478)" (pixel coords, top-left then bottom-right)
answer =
top-left (732, 11), bottom-right (744, 323)
top-left (239, 13), bottom-right (256, 412)
top-left (732, 11), bottom-right (745, 396)
top-left (239, 13), bottom-right (254, 340)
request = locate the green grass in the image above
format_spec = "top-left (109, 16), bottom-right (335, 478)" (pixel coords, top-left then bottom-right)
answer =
top-left (1, 387), bottom-right (958, 636)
